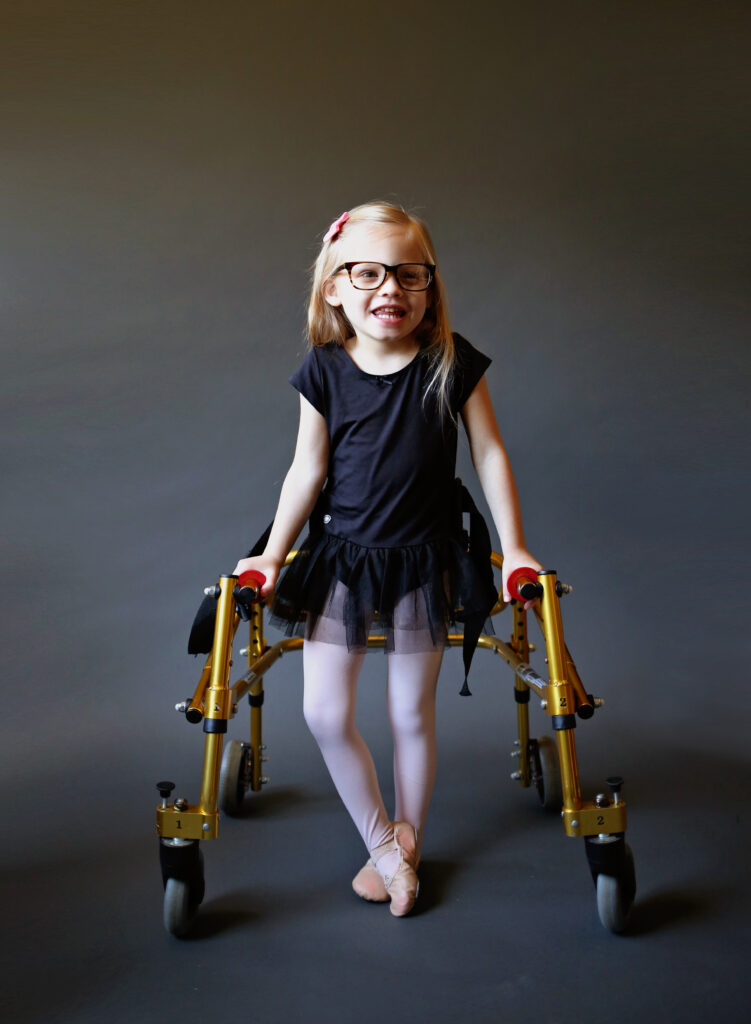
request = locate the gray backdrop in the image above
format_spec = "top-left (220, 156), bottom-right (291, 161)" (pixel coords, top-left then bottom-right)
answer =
top-left (3, 3), bottom-right (748, 1023)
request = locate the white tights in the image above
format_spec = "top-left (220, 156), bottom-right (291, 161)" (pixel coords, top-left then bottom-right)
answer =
top-left (303, 638), bottom-right (443, 866)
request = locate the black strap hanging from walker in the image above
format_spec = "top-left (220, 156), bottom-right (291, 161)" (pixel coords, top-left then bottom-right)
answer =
top-left (454, 479), bottom-right (498, 696)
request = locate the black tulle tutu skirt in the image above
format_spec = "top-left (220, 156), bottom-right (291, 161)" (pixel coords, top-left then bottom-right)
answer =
top-left (269, 528), bottom-right (497, 655)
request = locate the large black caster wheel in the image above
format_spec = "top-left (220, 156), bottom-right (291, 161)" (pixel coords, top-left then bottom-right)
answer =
top-left (528, 736), bottom-right (562, 811)
top-left (219, 739), bottom-right (252, 816)
top-left (585, 835), bottom-right (636, 934)
top-left (159, 840), bottom-right (205, 938)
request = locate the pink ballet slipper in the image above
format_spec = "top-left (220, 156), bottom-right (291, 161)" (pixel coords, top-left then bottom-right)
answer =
top-left (369, 821), bottom-right (420, 917)
top-left (352, 859), bottom-right (389, 902)
top-left (353, 829), bottom-right (422, 903)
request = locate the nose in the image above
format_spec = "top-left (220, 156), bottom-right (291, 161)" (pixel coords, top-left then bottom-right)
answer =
top-left (378, 268), bottom-right (403, 293)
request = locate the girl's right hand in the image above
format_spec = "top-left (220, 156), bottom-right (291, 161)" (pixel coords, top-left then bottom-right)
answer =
top-left (232, 554), bottom-right (282, 598)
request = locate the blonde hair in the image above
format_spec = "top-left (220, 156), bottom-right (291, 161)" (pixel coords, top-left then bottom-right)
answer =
top-left (307, 201), bottom-right (456, 420)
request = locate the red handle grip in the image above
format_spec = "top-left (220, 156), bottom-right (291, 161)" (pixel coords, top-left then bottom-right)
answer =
top-left (507, 566), bottom-right (540, 602)
top-left (237, 569), bottom-right (266, 590)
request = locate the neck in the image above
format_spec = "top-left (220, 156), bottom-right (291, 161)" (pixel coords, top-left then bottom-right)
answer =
top-left (345, 335), bottom-right (420, 375)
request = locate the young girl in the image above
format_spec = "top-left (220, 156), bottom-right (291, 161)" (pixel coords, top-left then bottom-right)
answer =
top-left (234, 201), bottom-right (542, 917)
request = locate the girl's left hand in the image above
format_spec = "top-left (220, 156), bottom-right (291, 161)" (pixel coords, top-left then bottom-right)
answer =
top-left (501, 549), bottom-right (545, 610)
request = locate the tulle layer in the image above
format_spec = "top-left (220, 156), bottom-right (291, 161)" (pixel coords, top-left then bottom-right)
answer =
top-left (269, 529), bottom-right (498, 654)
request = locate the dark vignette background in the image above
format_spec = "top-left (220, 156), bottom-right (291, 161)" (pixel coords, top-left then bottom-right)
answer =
top-left (2, 3), bottom-right (748, 1023)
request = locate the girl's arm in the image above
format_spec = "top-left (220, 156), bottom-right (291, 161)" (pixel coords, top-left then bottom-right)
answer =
top-left (461, 377), bottom-right (543, 606)
top-left (233, 395), bottom-right (329, 595)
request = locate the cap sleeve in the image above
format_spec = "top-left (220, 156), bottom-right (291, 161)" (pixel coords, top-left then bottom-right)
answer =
top-left (289, 348), bottom-right (325, 415)
top-left (452, 333), bottom-right (492, 411)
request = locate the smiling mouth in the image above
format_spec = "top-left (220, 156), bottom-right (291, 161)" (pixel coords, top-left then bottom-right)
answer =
top-left (372, 307), bottom-right (407, 320)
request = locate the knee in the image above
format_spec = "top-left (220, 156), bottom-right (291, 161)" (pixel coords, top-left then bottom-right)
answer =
top-left (389, 700), bottom-right (435, 740)
top-left (303, 694), bottom-right (351, 743)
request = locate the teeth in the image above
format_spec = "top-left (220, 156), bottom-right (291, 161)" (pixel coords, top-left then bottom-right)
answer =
top-left (374, 309), bottom-right (404, 317)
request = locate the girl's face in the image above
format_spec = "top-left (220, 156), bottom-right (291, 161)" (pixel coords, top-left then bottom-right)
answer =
top-left (323, 224), bottom-right (430, 349)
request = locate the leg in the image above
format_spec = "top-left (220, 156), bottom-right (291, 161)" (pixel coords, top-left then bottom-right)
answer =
top-left (386, 646), bottom-right (443, 849)
top-left (302, 638), bottom-right (392, 853)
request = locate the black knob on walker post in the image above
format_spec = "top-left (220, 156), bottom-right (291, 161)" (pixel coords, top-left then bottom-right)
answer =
top-left (157, 781), bottom-right (176, 800)
top-left (605, 776), bottom-right (624, 797)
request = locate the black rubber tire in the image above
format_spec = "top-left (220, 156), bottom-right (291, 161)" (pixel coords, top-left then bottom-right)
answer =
top-left (596, 844), bottom-right (636, 933)
top-left (162, 845), bottom-right (205, 937)
top-left (163, 878), bottom-right (193, 937)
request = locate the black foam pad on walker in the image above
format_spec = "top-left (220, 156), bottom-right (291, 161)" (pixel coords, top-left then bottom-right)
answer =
top-left (187, 521), bottom-right (273, 655)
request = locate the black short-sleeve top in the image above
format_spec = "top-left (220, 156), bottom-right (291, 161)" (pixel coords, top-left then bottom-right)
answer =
top-left (289, 333), bottom-right (491, 548)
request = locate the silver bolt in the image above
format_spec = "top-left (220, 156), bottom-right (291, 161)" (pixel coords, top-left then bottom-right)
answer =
top-left (513, 739), bottom-right (521, 747)
top-left (204, 585), bottom-right (219, 597)
top-left (260, 776), bottom-right (270, 785)
top-left (540, 699), bottom-right (548, 710)
top-left (510, 771), bottom-right (522, 780)
top-left (174, 798), bottom-right (188, 811)
top-left (259, 744), bottom-right (268, 751)
top-left (571, 820), bottom-right (579, 829)
top-left (202, 823), bottom-right (210, 832)
top-left (239, 647), bottom-right (249, 656)
top-left (594, 697), bottom-right (605, 708)
top-left (175, 700), bottom-right (188, 713)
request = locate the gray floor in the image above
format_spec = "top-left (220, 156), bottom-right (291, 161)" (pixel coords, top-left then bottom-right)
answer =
top-left (6, 631), bottom-right (749, 1024)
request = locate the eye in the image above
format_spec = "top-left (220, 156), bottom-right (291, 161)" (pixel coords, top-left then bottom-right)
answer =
top-left (398, 265), bottom-right (430, 288)
top-left (350, 263), bottom-right (383, 284)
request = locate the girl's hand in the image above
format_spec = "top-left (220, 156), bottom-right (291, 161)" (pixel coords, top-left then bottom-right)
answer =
top-left (232, 554), bottom-right (282, 598)
top-left (501, 549), bottom-right (544, 610)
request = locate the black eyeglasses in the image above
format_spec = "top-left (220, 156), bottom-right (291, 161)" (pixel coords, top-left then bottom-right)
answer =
top-left (334, 262), bottom-right (435, 291)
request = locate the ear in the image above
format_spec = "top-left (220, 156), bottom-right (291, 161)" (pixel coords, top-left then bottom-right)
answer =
top-left (323, 276), bottom-right (343, 307)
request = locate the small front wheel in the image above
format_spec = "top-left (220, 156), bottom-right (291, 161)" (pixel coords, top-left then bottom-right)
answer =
top-left (596, 844), bottom-right (636, 933)
top-left (529, 736), bottom-right (562, 811)
top-left (163, 878), bottom-right (194, 937)
top-left (159, 841), bottom-right (205, 937)
top-left (219, 739), bottom-right (252, 816)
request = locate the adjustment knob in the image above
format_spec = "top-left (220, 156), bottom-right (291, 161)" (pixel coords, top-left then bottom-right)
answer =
top-left (606, 775), bottom-right (624, 795)
top-left (156, 780), bottom-right (175, 800)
